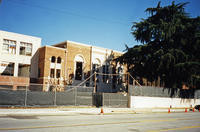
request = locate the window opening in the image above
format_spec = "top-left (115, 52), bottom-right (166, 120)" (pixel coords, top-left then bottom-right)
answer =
top-left (56, 69), bottom-right (61, 78)
top-left (75, 62), bottom-right (82, 80)
top-left (50, 69), bottom-right (55, 78)
top-left (2, 39), bottom-right (16, 54)
top-left (20, 42), bottom-right (32, 56)
top-left (18, 64), bottom-right (30, 77)
top-left (57, 57), bottom-right (61, 63)
top-left (51, 56), bottom-right (56, 63)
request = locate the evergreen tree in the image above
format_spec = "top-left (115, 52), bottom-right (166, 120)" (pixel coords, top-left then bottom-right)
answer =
top-left (117, 1), bottom-right (200, 93)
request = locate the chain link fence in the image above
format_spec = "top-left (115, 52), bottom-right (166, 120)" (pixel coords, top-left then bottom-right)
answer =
top-left (0, 84), bottom-right (94, 107)
top-left (102, 93), bottom-right (128, 107)
top-left (93, 92), bottom-right (128, 108)
top-left (129, 85), bottom-right (200, 99)
top-left (0, 83), bottom-right (129, 108)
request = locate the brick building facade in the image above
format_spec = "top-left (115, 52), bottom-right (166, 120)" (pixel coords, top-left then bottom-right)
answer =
top-left (37, 41), bottom-right (125, 92)
top-left (0, 30), bottom-right (125, 92)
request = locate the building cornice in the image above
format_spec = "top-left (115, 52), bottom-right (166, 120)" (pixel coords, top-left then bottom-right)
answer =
top-left (41, 45), bottom-right (66, 51)
top-left (52, 40), bottom-right (124, 54)
top-left (0, 30), bottom-right (42, 40)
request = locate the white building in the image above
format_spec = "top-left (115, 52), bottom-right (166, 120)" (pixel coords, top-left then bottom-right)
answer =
top-left (0, 30), bottom-right (41, 89)
top-left (91, 45), bottom-right (125, 92)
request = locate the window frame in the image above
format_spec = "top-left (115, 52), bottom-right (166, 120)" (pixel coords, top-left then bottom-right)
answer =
top-left (56, 69), bottom-right (61, 78)
top-left (18, 64), bottom-right (30, 77)
top-left (75, 62), bottom-right (83, 80)
top-left (0, 62), bottom-right (15, 76)
top-left (2, 39), bottom-right (16, 54)
top-left (57, 57), bottom-right (61, 63)
top-left (102, 65), bottom-right (109, 83)
top-left (51, 56), bottom-right (56, 63)
top-left (19, 42), bottom-right (32, 56)
top-left (50, 69), bottom-right (55, 78)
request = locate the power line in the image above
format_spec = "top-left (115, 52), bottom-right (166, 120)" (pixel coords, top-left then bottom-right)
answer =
top-left (7, 0), bottom-right (130, 26)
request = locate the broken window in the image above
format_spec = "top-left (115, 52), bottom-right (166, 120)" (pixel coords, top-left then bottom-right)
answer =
top-left (56, 69), bottom-right (61, 78)
top-left (75, 62), bottom-right (82, 80)
top-left (38, 68), bottom-right (41, 78)
top-left (18, 64), bottom-right (30, 77)
top-left (103, 65), bottom-right (109, 83)
top-left (117, 66), bottom-right (123, 84)
top-left (20, 42), bottom-right (32, 56)
top-left (92, 64), bottom-right (100, 82)
top-left (2, 39), bottom-right (16, 54)
top-left (0, 62), bottom-right (14, 76)
top-left (57, 57), bottom-right (61, 63)
top-left (50, 69), bottom-right (55, 78)
top-left (51, 56), bottom-right (56, 63)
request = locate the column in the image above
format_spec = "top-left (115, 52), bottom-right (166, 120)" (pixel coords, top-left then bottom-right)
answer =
top-left (14, 63), bottom-right (18, 77)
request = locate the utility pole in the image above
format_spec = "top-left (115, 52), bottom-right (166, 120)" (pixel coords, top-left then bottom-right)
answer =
top-left (127, 73), bottom-right (130, 93)
top-left (94, 72), bottom-right (96, 93)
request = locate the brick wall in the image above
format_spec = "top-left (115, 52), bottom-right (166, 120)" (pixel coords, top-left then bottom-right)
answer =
top-left (0, 76), bottom-right (29, 90)
top-left (38, 41), bottom-right (125, 91)
top-left (38, 46), bottom-right (66, 91)
top-left (66, 41), bottom-right (92, 82)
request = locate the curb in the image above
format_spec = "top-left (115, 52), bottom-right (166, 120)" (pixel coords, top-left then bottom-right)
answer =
top-left (0, 106), bottom-right (95, 109)
top-left (0, 108), bottom-right (199, 116)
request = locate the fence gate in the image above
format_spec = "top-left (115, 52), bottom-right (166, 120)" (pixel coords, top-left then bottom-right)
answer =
top-left (93, 93), bottom-right (128, 108)
top-left (93, 93), bottom-right (103, 107)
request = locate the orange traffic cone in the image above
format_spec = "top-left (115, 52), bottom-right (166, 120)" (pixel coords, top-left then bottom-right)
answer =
top-left (185, 108), bottom-right (187, 112)
top-left (193, 108), bottom-right (195, 112)
top-left (168, 108), bottom-right (170, 113)
top-left (100, 108), bottom-right (104, 115)
top-left (199, 108), bottom-right (200, 112)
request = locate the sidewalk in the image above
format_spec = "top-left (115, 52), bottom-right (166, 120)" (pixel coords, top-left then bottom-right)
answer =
top-left (0, 107), bottom-right (198, 116)
top-left (0, 107), bottom-right (136, 116)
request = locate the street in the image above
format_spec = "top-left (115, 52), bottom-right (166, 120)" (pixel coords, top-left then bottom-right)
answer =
top-left (0, 112), bottom-right (200, 132)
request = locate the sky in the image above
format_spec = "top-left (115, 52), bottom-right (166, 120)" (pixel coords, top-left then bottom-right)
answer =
top-left (0, 0), bottom-right (200, 52)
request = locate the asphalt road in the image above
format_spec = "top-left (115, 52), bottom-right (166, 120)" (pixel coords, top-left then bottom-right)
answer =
top-left (0, 112), bottom-right (200, 132)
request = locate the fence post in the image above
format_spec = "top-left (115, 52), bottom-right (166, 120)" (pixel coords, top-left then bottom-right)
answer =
top-left (102, 93), bottom-right (104, 107)
top-left (94, 72), bottom-right (97, 93)
top-left (109, 93), bottom-right (110, 107)
top-left (127, 73), bottom-right (130, 93)
top-left (120, 94), bottom-right (122, 107)
top-left (24, 85), bottom-right (28, 107)
top-left (54, 89), bottom-right (57, 106)
top-left (132, 79), bottom-right (135, 96)
top-left (75, 87), bottom-right (77, 106)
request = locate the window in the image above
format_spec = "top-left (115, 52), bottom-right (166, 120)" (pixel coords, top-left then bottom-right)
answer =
top-left (74, 55), bottom-right (84, 80)
top-left (117, 66), bottom-right (123, 84)
top-left (18, 64), bottom-right (30, 77)
top-left (92, 64), bottom-right (100, 73)
top-left (2, 44), bottom-right (9, 52)
top-left (50, 69), bottom-right (55, 78)
top-left (38, 68), bottom-right (41, 78)
top-left (2, 39), bottom-right (16, 54)
top-left (56, 69), bottom-right (61, 78)
top-left (92, 64), bottom-right (100, 82)
top-left (51, 56), bottom-right (56, 63)
top-left (57, 57), bottom-right (61, 63)
top-left (20, 42), bottom-right (32, 56)
top-left (103, 65), bottom-right (109, 83)
top-left (0, 62), bottom-right (14, 76)
top-left (75, 62), bottom-right (82, 80)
